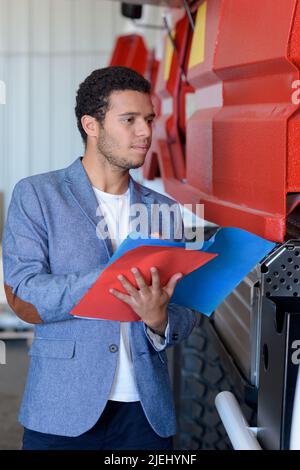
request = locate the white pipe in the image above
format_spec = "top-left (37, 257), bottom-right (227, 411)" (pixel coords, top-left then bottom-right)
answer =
top-left (290, 365), bottom-right (300, 449)
top-left (215, 391), bottom-right (262, 450)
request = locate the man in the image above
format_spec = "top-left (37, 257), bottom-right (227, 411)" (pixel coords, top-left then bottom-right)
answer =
top-left (2, 66), bottom-right (199, 450)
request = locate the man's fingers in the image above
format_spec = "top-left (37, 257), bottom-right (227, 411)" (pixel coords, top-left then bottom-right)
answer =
top-left (163, 272), bottom-right (183, 298)
top-left (131, 267), bottom-right (149, 291)
top-left (150, 267), bottom-right (160, 290)
top-left (117, 274), bottom-right (138, 298)
top-left (109, 288), bottom-right (132, 305)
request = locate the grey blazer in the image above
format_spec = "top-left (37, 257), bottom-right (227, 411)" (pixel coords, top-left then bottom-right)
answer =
top-left (2, 157), bottom-right (199, 437)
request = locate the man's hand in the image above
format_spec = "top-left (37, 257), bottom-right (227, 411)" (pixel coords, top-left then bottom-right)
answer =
top-left (109, 267), bottom-right (183, 334)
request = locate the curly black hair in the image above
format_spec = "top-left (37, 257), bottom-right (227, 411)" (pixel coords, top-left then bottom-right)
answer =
top-left (75, 66), bottom-right (151, 145)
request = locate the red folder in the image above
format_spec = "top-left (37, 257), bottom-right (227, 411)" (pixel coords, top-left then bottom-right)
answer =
top-left (71, 245), bottom-right (217, 321)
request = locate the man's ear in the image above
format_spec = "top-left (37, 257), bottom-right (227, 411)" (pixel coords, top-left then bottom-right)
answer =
top-left (81, 115), bottom-right (99, 140)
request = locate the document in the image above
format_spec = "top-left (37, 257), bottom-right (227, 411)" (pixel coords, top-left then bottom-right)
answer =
top-left (71, 227), bottom-right (276, 320)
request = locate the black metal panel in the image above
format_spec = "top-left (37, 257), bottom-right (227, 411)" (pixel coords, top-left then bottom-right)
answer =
top-left (258, 241), bottom-right (300, 449)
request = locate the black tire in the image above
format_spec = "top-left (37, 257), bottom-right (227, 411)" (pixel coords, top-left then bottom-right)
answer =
top-left (173, 315), bottom-right (257, 450)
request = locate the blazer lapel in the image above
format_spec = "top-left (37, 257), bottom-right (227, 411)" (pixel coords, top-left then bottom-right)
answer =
top-left (64, 157), bottom-right (114, 258)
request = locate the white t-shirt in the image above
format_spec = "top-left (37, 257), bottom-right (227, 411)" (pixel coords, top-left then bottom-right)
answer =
top-left (92, 185), bottom-right (140, 402)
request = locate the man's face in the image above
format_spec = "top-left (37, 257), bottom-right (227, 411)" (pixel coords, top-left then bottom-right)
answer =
top-left (96, 90), bottom-right (155, 170)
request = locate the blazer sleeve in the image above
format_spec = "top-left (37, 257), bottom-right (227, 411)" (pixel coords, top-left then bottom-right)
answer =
top-left (2, 179), bottom-right (103, 324)
top-left (144, 304), bottom-right (200, 352)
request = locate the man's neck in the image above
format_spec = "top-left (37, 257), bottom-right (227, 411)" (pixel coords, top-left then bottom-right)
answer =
top-left (82, 151), bottom-right (129, 195)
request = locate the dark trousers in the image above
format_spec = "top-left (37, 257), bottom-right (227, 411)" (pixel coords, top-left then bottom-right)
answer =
top-left (22, 400), bottom-right (174, 450)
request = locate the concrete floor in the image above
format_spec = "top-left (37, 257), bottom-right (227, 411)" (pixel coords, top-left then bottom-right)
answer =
top-left (0, 339), bottom-right (30, 450)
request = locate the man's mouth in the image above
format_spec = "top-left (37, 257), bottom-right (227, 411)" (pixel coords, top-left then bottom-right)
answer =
top-left (131, 145), bottom-right (149, 151)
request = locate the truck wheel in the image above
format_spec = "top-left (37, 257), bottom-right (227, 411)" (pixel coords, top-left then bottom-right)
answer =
top-left (174, 315), bottom-right (256, 450)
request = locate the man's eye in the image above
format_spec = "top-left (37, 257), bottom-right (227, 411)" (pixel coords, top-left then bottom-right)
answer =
top-left (124, 117), bottom-right (134, 123)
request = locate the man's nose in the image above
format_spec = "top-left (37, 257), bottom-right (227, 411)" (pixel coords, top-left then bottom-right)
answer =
top-left (135, 119), bottom-right (152, 138)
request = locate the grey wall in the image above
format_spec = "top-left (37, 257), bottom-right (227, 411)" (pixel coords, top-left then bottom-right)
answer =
top-left (0, 0), bottom-right (132, 214)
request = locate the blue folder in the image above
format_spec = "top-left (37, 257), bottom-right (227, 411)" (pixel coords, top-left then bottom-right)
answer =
top-left (108, 227), bottom-right (276, 316)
